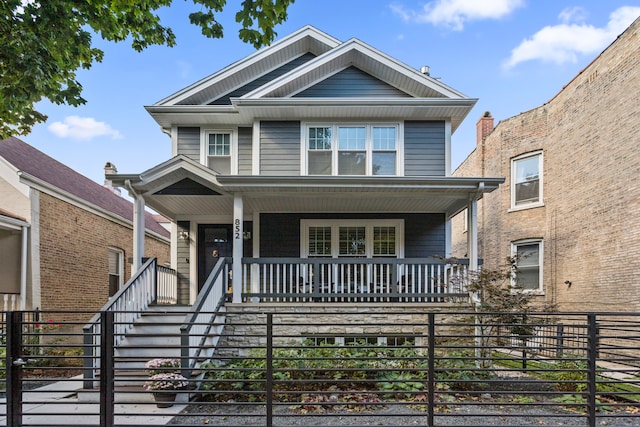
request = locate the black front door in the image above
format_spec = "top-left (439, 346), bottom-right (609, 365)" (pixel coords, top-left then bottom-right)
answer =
top-left (198, 224), bottom-right (233, 291)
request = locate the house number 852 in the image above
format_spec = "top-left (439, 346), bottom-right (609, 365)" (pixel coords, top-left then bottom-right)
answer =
top-left (234, 219), bottom-right (241, 239)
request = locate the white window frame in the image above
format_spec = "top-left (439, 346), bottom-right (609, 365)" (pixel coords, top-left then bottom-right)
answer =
top-left (302, 123), bottom-right (402, 176)
top-left (200, 128), bottom-right (238, 175)
top-left (300, 219), bottom-right (405, 258)
top-left (108, 247), bottom-right (124, 294)
top-left (510, 151), bottom-right (543, 210)
top-left (511, 239), bottom-right (544, 294)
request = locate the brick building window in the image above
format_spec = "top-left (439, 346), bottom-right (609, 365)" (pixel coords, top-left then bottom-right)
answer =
top-left (511, 240), bottom-right (543, 293)
top-left (511, 152), bottom-right (543, 209)
top-left (108, 247), bottom-right (124, 296)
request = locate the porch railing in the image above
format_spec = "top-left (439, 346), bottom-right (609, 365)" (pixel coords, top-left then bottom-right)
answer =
top-left (82, 258), bottom-right (177, 388)
top-left (180, 257), bottom-right (231, 375)
top-left (241, 257), bottom-right (470, 303)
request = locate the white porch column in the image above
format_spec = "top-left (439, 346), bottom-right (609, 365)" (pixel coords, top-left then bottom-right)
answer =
top-left (467, 198), bottom-right (478, 273)
top-left (20, 224), bottom-right (28, 310)
top-left (126, 180), bottom-right (145, 273)
top-left (232, 194), bottom-right (244, 303)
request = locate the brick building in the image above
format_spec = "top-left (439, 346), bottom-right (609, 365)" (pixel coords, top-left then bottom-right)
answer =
top-left (0, 137), bottom-right (170, 314)
top-left (452, 18), bottom-right (640, 312)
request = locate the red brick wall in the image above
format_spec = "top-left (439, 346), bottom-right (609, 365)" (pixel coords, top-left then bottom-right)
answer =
top-left (37, 193), bottom-right (170, 319)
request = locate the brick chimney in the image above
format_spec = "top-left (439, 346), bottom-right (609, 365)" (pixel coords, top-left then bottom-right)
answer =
top-left (104, 161), bottom-right (121, 195)
top-left (476, 111), bottom-right (494, 146)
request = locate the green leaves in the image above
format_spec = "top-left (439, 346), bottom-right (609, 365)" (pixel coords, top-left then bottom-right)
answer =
top-left (0, 0), bottom-right (295, 138)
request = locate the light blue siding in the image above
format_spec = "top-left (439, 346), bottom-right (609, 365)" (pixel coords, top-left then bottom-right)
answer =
top-left (238, 127), bottom-right (252, 174)
top-left (404, 121), bottom-right (446, 176)
top-left (295, 66), bottom-right (410, 98)
top-left (260, 121), bottom-right (301, 176)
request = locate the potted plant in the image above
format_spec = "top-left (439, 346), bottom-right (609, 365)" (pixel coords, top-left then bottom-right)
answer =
top-left (143, 372), bottom-right (189, 407)
top-left (144, 358), bottom-right (180, 375)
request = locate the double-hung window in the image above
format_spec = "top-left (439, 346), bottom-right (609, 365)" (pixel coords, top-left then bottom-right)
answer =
top-left (511, 240), bottom-right (543, 293)
top-left (511, 152), bottom-right (543, 209)
top-left (306, 124), bottom-right (398, 176)
top-left (202, 130), bottom-right (235, 174)
top-left (108, 247), bottom-right (124, 297)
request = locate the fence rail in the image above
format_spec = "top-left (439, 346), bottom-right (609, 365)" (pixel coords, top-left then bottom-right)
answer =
top-left (2, 309), bottom-right (640, 426)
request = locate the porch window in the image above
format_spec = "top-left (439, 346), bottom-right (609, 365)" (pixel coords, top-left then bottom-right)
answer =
top-left (305, 124), bottom-right (398, 176)
top-left (512, 240), bottom-right (543, 292)
top-left (511, 152), bottom-right (543, 209)
top-left (108, 247), bottom-right (124, 297)
top-left (301, 220), bottom-right (403, 258)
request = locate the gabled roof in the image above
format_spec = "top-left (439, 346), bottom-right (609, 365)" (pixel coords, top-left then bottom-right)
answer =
top-left (0, 137), bottom-right (169, 238)
top-left (146, 25), bottom-right (476, 132)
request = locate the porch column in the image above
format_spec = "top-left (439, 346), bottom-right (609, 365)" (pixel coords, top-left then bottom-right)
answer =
top-left (467, 198), bottom-right (478, 272)
top-left (20, 224), bottom-right (28, 310)
top-left (232, 194), bottom-right (243, 303)
top-left (126, 180), bottom-right (145, 272)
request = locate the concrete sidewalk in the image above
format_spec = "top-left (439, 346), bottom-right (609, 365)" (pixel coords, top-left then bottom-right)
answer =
top-left (0, 376), bottom-right (186, 426)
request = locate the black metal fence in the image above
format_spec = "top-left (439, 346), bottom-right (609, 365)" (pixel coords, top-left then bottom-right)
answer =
top-left (2, 309), bottom-right (640, 426)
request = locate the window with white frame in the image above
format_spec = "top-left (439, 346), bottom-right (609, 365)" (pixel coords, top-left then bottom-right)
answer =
top-left (202, 130), bottom-right (234, 174)
top-left (511, 152), bottom-right (543, 209)
top-left (305, 124), bottom-right (398, 176)
top-left (511, 240), bottom-right (543, 292)
top-left (108, 247), bottom-right (124, 296)
top-left (302, 220), bottom-right (403, 258)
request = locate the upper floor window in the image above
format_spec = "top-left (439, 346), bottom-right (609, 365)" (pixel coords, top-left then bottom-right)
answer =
top-left (305, 124), bottom-right (398, 176)
top-left (201, 129), bottom-right (236, 175)
top-left (511, 152), bottom-right (543, 209)
top-left (511, 239), bottom-right (543, 293)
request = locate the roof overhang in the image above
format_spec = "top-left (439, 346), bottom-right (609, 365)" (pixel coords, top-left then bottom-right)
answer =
top-left (145, 97), bottom-right (477, 132)
top-left (109, 157), bottom-right (503, 220)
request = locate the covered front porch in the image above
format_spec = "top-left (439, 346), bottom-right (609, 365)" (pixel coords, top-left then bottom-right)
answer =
top-left (109, 156), bottom-right (503, 305)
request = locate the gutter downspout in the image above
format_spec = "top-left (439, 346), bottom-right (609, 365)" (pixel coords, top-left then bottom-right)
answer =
top-left (20, 224), bottom-right (29, 310)
top-left (125, 179), bottom-right (145, 273)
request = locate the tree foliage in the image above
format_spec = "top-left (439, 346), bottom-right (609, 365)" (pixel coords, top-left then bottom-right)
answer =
top-left (0, 0), bottom-right (295, 138)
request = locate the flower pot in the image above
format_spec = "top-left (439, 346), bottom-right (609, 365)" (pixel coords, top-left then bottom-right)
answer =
top-left (153, 392), bottom-right (177, 408)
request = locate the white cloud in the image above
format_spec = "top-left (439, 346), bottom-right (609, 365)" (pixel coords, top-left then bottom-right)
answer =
top-left (504, 6), bottom-right (640, 68)
top-left (391, 0), bottom-right (525, 31)
top-left (48, 116), bottom-right (123, 141)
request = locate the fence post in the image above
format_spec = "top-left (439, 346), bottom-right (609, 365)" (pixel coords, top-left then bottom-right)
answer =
top-left (586, 314), bottom-right (597, 427)
top-left (100, 311), bottom-right (115, 427)
top-left (266, 313), bottom-right (273, 427)
top-left (6, 311), bottom-right (23, 427)
top-left (556, 324), bottom-right (564, 358)
top-left (427, 312), bottom-right (435, 427)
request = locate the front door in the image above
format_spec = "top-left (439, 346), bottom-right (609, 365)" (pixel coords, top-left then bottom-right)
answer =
top-left (198, 224), bottom-right (233, 291)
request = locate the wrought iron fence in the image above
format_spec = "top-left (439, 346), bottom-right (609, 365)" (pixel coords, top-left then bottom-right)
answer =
top-left (1, 309), bottom-right (640, 426)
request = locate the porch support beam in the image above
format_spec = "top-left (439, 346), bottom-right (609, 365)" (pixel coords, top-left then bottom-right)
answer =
top-left (232, 194), bottom-right (243, 303)
top-left (126, 180), bottom-right (146, 273)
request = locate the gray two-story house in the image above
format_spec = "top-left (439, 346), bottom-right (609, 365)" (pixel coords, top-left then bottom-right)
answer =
top-left (109, 26), bottom-right (503, 306)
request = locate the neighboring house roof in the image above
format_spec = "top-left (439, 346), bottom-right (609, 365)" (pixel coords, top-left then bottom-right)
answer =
top-left (0, 137), bottom-right (170, 238)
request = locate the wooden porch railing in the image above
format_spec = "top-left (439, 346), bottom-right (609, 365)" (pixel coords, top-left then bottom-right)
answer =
top-left (240, 257), bottom-right (471, 303)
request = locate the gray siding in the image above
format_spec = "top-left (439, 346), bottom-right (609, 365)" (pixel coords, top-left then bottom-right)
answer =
top-left (260, 213), bottom-right (445, 257)
top-left (404, 121), bottom-right (446, 176)
top-left (260, 121), bottom-right (301, 176)
top-left (176, 221), bottom-right (191, 304)
top-left (177, 127), bottom-right (200, 163)
top-left (295, 66), bottom-right (410, 98)
top-left (211, 53), bottom-right (316, 105)
top-left (238, 127), bottom-right (252, 174)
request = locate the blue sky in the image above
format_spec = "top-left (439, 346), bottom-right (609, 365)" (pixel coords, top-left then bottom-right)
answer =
top-left (23, 0), bottom-right (640, 185)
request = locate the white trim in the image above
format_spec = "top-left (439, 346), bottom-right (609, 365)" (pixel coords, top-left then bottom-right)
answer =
top-left (302, 122), bottom-right (401, 176)
top-left (252, 120), bottom-right (260, 175)
top-left (108, 246), bottom-right (125, 289)
top-left (300, 219), bottom-right (404, 258)
top-left (510, 151), bottom-right (543, 211)
top-left (511, 239), bottom-right (544, 294)
top-left (171, 126), bottom-right (178, 157)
